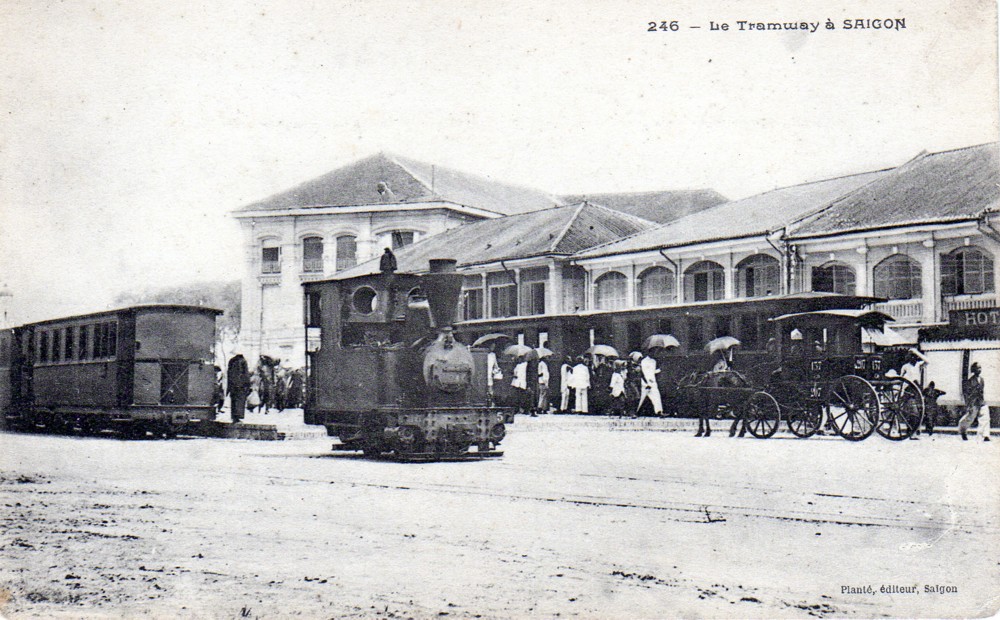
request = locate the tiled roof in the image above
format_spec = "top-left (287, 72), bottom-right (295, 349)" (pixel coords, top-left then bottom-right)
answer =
top-left (789, 142), bottom-right (1000, 238)
top-left (561, 190), bottom-right (727, 224)
top-left (575, 169), bottom-right (890, 259)
top-left (236, 152), bottom-right (562, 216)
top-left (332, 202), bottom-right (654, 278)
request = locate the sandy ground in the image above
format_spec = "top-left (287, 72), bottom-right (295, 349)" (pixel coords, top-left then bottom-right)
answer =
top-left (1, 414), bottom-right (998, 619)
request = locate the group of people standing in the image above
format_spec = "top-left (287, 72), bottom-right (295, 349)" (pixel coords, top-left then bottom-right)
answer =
top-left (219, 354), bottom-right (306, 423)
top-left (489, 348), bottom-right (667, 418)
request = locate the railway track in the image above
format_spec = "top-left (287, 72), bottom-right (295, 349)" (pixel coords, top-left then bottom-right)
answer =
top-left (212, 461), bottom-right (994, 535)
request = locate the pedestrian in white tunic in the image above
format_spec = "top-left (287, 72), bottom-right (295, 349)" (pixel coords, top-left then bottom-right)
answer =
top-left (560, 357), bottom-right (573, 413)
top-left (511, 359), bottom-right (529, 415)
top-left (637, 354), bottom-right (663, 416)
top-left (571, 356), bottom-right (591, 414)
top-left (536, 359), bottom-right (550, 415)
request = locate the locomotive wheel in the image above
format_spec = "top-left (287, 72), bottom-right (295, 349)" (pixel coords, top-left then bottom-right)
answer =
top-left (786, 402), bottom-right (823, 438)
top-left (875, 378), bottom-right (924, 441)
top-left (827, 375), bottom-right (879, 441)
top-left (744, 392), bottom-right (780, 439)
top-left (394, 425), bottom-right (425, 455)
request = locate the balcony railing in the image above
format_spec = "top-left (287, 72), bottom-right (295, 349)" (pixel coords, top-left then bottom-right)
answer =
top-left (302, 258), bottom-right (324, 273)
top-left (261, 260), bottom-right (281, 274)
top-left (874, 299), bottom-right (924, 322)
top-left (942, 293), bottom-right (997, 317)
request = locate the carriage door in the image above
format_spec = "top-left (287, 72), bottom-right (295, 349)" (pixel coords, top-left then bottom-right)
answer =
top-left (160, 362), bottom-right (189, 405)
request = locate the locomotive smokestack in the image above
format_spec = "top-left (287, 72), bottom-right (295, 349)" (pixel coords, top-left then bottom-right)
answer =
top-left (423, 259), bottom-right (462, 328)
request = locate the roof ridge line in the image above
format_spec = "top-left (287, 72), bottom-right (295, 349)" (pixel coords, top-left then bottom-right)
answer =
top-left (783, 168), bottom-right (897, 234)
top-left (584, 201), bottom-right (659, 227)
top-left (550, 202), bottom-right (588, 252)
top-left (384, 152), bottom-right (437, 198)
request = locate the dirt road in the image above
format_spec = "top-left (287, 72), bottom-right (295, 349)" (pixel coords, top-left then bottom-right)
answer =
top-left (1, 416), bottom-right (997, 618)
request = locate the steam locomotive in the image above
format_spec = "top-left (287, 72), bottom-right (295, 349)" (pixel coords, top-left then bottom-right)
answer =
top-left (302, 259), bottom-right (510, 458)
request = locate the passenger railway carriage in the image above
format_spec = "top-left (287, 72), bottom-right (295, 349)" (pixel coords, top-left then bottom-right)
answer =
top-left (1, 305), bottom-right (221, 438)
top-left (454, 292), bottom-right (884, 398)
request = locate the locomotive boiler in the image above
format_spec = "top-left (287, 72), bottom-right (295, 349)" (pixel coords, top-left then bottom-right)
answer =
top-left (302, 259), bottom-right (509, 458)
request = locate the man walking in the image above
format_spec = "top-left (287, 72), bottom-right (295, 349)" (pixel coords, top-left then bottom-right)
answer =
top-left (959, 362), bottom-right (989, 442)
top-left (559, 356), bottom-right (573, 413)
top-left (637, 353), bottom-right (664, 417)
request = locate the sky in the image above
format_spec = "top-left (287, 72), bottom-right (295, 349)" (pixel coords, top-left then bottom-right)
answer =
top-left (1, 0), bottom-right (998, 324)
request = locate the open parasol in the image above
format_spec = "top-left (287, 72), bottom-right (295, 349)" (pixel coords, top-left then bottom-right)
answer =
top-left (535, 346), bottom-right (554, 358)
top-left (706, 336), bottom-right (741, 354)
top-left (473, 333), bottom-right (513, 347)
top-left (586, 344), bottom-right (620, 358)
top-left (643, 334), bottom-right (680, 350)
top-left (503, 344), bottom-right (538, 360)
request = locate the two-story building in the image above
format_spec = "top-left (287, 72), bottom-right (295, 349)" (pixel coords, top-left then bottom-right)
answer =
top-left (232, 152), bottom-right (725, 363)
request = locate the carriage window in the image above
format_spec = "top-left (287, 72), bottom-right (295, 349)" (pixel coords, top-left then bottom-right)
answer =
top-left (79, 325), bottom-right (89, 360)
top-left (736, 254), bottom-right (780, 298)
top-left (687, 316), bottom-right (705, 351)
top-left (594, 271), bottom-right (627, 310)
top-left (812, 262), bottom-right (856, 295)
top-left (39, 331), bottom-right (49, 363)
top-left (108, 322), bottom-right (117, 357)
top-left (54, 329), bottom-right (64, 362)
top-left (941, 247), bottom-right (994, 296)
top-left (873, 254), bottom-right (921, 300)
top-left (637, 266), bottom-right (675, 306)
top-left (712, 315), bottom-right (731, 339)
top-left (65, 327), bottom-right (76, 361)
top-left (305, 291), bottom-right (322, 327)
top-left (684, 261), bottom-right (725, 302)
top-left (738, 314), bottom-right (761, 350)
top-left (302, 237), bottom-right (324, 273)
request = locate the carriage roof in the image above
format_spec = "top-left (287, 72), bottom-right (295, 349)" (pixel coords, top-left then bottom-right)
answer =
top-left (769, 309), bottom-right (895, 329)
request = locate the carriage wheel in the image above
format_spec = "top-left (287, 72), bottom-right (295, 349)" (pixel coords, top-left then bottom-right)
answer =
top-left (875, 378), bottom-right (925, 441)
top-left (787, 402), bottom-right (823, 438)
top-left (827, 375), bottom-right (879, 441)
top-left (745, 392), bottom-right (781, 439)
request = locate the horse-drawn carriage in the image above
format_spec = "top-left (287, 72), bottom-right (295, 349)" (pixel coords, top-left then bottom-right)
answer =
top-left (676, 309), bottom-right (925, 441)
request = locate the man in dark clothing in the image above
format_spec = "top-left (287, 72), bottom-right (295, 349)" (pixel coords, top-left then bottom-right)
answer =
top-left (923, 381), bottom-right (945, 435)
top-left (226, 354), bottom-right (251, 424)
top-left (959, 362), bottom-right (988, 441)
top-left (379, 247), bottom-right (397, 273)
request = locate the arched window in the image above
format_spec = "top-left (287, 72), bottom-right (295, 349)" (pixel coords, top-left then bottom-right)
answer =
top-left (942, 247), bottom-right (994, 295)
top-left (736, 254), bottom-right (780, 298)
top-left (335, 235), bottom-right (357, 271)
top-left (812, 262), bottom-right (856, 295)
top-left (637, 266), bottom-right (675, 306)
top-left (873, 254), bottom-right (922, 300)
top-left (684, 261), bottom-right (725, 302)
top-left (302, 236), bottom-right (324, 273)
top-left (594, 271), bottom-right (627, 310)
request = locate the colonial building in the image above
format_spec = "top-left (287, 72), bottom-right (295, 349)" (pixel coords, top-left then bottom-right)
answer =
top-left (331, 142), bottom-right (999, 404)
top-left (232, 152), bottom-right (724, 362)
